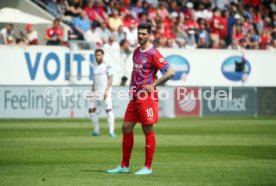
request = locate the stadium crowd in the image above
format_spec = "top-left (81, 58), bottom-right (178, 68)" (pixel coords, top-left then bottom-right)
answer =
top-left (0, 0), bottom-right (276, 50)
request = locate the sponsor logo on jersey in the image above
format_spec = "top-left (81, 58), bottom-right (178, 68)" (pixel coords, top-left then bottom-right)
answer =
top-left (142, 58), bottom-right (148, 64)
top-left (159, 58), bottom-right (165, 63)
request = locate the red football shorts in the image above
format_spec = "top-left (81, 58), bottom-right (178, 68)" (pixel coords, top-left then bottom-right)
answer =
top-left (124, 92), bottom-right (159, 124)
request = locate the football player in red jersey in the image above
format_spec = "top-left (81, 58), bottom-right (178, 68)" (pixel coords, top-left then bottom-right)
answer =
top-left (107, 23), bottom-right (175, 175)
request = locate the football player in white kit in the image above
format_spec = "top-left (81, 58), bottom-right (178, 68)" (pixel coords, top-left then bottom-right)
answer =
top-left (89, 49), bottom-right (116, 138)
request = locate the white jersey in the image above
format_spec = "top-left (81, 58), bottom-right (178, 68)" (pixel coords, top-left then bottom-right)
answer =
top-left (93, 62), bottom-right (112, 99)
top-left (0, 28), bottom-right (14, 44)
top-left (26, 30), bottom-right (38, 43)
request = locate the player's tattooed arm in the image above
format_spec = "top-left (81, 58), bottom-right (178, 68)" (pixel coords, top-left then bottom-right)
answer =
top-left (153, 66), bottom-right (175, 87)
top-left (143, 66), bottom-right (175, 92)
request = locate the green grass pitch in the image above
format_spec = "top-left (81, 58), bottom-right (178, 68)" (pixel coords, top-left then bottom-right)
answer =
top-left (0, 117), bottom-right (276, 186)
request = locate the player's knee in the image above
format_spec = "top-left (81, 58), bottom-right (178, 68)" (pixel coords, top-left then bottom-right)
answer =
top-left (142, 124), bottom-right (153, 134)
top-left (122, 125), bottom-right (131, 134)
top-left (121, 125), bottom-right (127, 133)
top-left (88, 108), bottom-right (96, 113)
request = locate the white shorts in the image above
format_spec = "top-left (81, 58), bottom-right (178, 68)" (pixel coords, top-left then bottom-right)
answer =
top-left (90, 97), bottom-right (113, 110)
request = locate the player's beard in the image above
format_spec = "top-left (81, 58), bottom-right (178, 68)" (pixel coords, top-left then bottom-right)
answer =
top-left (138, 38), bottom-right (148, 45)
top-left (96, 59), bottom-right (103, 64)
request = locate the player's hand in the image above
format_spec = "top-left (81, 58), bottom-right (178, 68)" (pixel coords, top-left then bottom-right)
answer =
top-left (88, 108), bottom-right (93, 113)
top-left (142, 84), bottom-right (154, 92)
top-left (103, 92), bottom-right (108, 100)
top-left (87, 91), bottom-right (94, 100)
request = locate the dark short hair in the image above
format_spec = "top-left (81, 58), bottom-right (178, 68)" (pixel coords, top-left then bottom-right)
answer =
top-left (7, 23), bottom-right (14, 28)
top-left (138, 23), bottom-right (152, 34)
top-left (119, 39), bottom-right (127, 47)
top-left (95, 48), bottom-right (104, 55)
top-left (54, 18), bottom-right (61, 23)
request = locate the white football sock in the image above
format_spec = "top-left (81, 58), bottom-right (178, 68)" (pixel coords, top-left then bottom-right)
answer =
top-left (90, 112), bottom-right (99, 133)
top-left (107, 111), bottom-right (115, 134)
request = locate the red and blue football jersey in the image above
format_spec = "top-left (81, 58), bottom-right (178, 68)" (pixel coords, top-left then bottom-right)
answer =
top-left (130, 46), bottom-right (170, 94)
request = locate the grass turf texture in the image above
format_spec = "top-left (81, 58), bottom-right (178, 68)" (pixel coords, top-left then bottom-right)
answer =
top-left (0, 117), bottom-right (275, 186)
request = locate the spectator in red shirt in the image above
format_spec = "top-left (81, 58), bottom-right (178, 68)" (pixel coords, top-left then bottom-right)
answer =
top-left (84, 0), bottom-right (104, 24)
top-left (45, 18), bottom-right (63, 45)
top-left (92, 0), bottom-right (108, 22)
top-left (31, 0), bottom-right (275, 50)
top-left (259, 28), bottom-right (271, 49)
top-left (232, 24), bottom-right (244, 42)
top-left (220, 10), bottom-right (228, 41)
top-left (114, 1), bottom-right (129, 18)
top-left (162, 16), bottom-right (172, 35)
top-left (164, 26), bottom-right (175, 40)
top-left (210, 8), bottom-right (223, 47)
top-left (244, 0), bottom-right (261, 6)
top-left (147, 3), bottom-right (157, 21)
top-left (185, 14), bottom-right (198, 32)
top-left (122, 13), bottom-right (136, 29)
